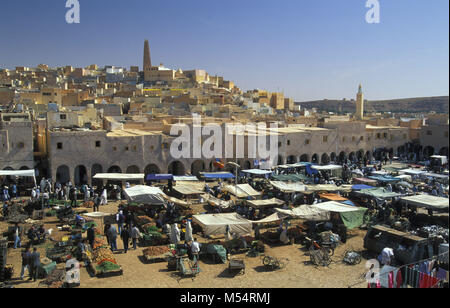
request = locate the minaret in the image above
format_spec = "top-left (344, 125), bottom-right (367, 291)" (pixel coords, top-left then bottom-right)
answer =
top-left (356, 83), bottom-right (364, 120)
top-left (143, 40), bottom-right (152, 81)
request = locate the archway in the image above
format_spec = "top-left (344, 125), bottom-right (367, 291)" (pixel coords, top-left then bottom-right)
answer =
top-left (338, 152), bottom-right (347, 164)
top-left (299, 154), bottom-right (310, 162)
top-left (439, 147), bottom-right (449, 157)
top-left (191, 160), bottom-right (205, 177)
top-left (107, 166), bottom-right (122, 173)
top-left (357, 149), bottom-right (365, 162)
top-left (365, 151), bottom-right (372, 162)
top-left (74, 165), bottom-right (87, 186)
top-left (144, 164), bottom-right (161, 175)
top-left (56, 165), bottom-right (70, 184)
top-left (423, 146), bottom-right (435, 158)
top-left (311, 154), bottom-right (319, 164)
top-left (168, 161), bottom-right (186, 176)
top-left (126, 165), bottom-right (140, 174)
top-left (287, 155), bottom-right (297, 164)
top-left (330, 153), bottom-right (337, 163)
top-left (321, 153), bottom-right (330, 165)
top-left (91, 164), bottom-right (103, 188)
top-left (349, 152), bottom-right (356, 162)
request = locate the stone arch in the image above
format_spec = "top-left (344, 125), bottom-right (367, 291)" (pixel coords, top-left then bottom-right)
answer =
top-left (321, 153), bottom-right (330, 165)
top-left (56, 165), bottom-right (70, 184)
top-left (168, 161), bottom-right (186, 176)
top-left (357, 149), bottom-right (365, 162)
top-left (144, 164), bottom-right (161, 175)
top-left (330, 153), bottom-right (337, 163)
top-left (91, 164), bottom-right (103, 188)
top-left (191, 160), bottom-right (205, 177)
top-left (349, 152), bottom-right (356, 162)
top-left (74, 165), bottom-right (88, 186)
top-left (365, 151), bottom-right (373, 161)
top-left (126, 165), bottom-right (140, 173)
top-left (423, 146), bottom-right (435, 158)
top-left (439, 147), bottom-right (449, 157)
top-left (287, 155), bottom-right (297, 164)
top-left (338, 152), bottom-right (347, 164)
top-left (107, 165), bottom-right (122, 173)
top-left (311, 154), bottom-right (319, 164)
top-left (300, 154), bottom-right (310, 162)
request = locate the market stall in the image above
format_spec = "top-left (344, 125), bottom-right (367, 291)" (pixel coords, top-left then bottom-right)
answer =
top-left (192, 213), bottom-right (252, 236)
top-left (0, 169), bottom-right (36, 186)
top-left (269, 181), bottom-right (306, 193)
top-left (123, 185), bottom-right (165, 205)
top-left (353, 177), bottom-right (378, 186)
top-left (246, 198), bottom-right (285, 209)
top-left (399, 194), bottom-right (449, 211)
top-left (224, 184), bottom-right (261, 199)
top-left (93, 173), bottom-right (145, 181)
top-left (270, 174), bottom-right (309, 182)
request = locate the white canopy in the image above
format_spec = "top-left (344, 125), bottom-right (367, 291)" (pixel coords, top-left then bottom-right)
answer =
top-left (253, 212), bottom-right (287, 224)
top-left (173, 176), bottom-right (199, 181)
top-left (395, 174), bottom-right (412, 182)
top-left (270, 181), bottom-right (306, 192)
top-left (241, 169), bottom-right (273, 175)
top-left (246, 198), bottom-right (285, 208)
top-left (93, 173), bottom-right (144, 180)
top-left (224, 184), bottom-right (261, 198)
top-left (123, 185), bottom-right (165, 204)
top-left (192, 213), bottom-right (252, 236)
top-left (313, 201), bottom-right (363, 213)
top-left (0, 170), bottom-right (35, 177)
top-left (399, 169), bottom-right (425, 176)
top-left (305, 184), bottom-right (352, 193)
top-left (173, 184), bottom-right (204, 195)
top-left (371, 170), bottom-right (390, 176)
top-left (203, 194), bottom-right (234, 209)
top-left (311, 164), bottom-right (342, 171)
top-left (275, 204), bottom-right (330, 221)
top-left (400, 194), bottom-right (449, 210)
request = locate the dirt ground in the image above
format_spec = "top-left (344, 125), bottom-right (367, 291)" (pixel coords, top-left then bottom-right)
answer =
top-left (1, 200), bottom-right (374, 288)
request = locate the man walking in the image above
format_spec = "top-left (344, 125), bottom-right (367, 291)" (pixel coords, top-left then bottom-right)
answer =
top-left (131, 225), bottom-right (141, 250)
top-left (93, 193), bottom-right (100, 212)
top-left (120, 225), bottom-right (131, 253)
top-left (30, 247), bottom-right (41, 281)
top-left (116, 210), bottom-right (125, 235)
top-left (20, 247), bottom-right (31, 280)
top-left (107, 224), bottom-right (118, 252)
top-left (13, 223), bottom-right (21, 249)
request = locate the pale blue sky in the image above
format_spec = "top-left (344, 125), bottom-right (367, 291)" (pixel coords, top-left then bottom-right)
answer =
top-left (0, 0), bottom-right (448, 101)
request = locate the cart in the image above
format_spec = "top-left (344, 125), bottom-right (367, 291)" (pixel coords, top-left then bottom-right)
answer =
top-left (228, 258), bottom-right (245, 275)
top-left (175, 255), bottom-right (200, 282)
top-left (261, 255), bottom-right (287, 271)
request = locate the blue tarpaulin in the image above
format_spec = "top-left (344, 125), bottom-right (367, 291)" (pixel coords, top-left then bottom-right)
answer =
top-left (145, 174), bottom-right (173, 181)
top-left (352, 184), bottom-right (375, 191)
top-left (200, 172), bottom-right (235, 179)
top-left (340, 200), bottom-right (356, 207)
top-left (368, 175), bottom-right (401, 183)
top-left (305, 163), bottom-right (319, 176)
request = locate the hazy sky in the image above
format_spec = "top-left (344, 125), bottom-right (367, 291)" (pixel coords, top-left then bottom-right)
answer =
top-left (0, 0), bottom-right (448, 101)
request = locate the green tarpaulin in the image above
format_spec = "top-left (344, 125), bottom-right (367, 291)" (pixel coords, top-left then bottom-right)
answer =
top-left (340, 208), bottom-right (369, 229)
top-left (205, 244), bottom-right (227, 263)
top-left (271, 174), bottom-right (309, 182)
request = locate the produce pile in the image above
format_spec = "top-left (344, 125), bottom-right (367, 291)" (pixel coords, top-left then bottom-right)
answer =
top-left (92, 247), bottom-right (116, 265)
top-left (142, 223), bottom-right (158, 233)
top-left (143, 245), bottom-right (172, 257)
top-left (136, 216), bottom-right (153, 226)
top-left (95, 261), bottom-right (121, 273)
top-left (92, 237), bottom-right (108, 250)
top-left (81, 201), bottom-right (94, 208)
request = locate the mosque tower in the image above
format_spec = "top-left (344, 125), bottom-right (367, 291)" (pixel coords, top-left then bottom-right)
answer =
top-left (355, 83), bottom-right (364, 120)
top-left (143, 40), bottom-right (152, 81)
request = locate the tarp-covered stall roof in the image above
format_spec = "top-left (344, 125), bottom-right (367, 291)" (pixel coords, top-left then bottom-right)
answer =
top-left (319, 193), bottom-right (348, 201)
top-left (224, 184), bottom-right (261, 198)
top-left (270, 181), bottom-right (306, 192)
top-left (311, 164), bottom-right (342, 171)
top-left (275, 205), bottom-right (330, 221)
top-left (246, 198), bottom-right (285, 209)
top-left (0, 170), bottom-right (35, 177)
top-left (173, 176), bottom-right (199, 181)
top-left (94, 173), bottom-right (144, 180)
top-left (173, 184), bottom-right (204, 195)
top-left (353, 178), bottom-right (378, 185)
top-left (368, 175), bottom-right (401, 183)
top-left (313, 201), bottom-right (368, 229)
top-left (353, 187), bottom-right (401, 199)
top-left (400, 194), bottom-right (449, 210)
top-left (305, 184), bottom-right (352, 193)
top-left (252, 212), bottom-right (287, 224)
top-left (352, 184), bottom-right (375, 191)
top-left (200, 172), bottom-right (235, 179)
top-left (241, 169), bottom-right (273, 175)
top-left (145, 174), bottom-right (173, 181)
top-left (313, 201), bottom-right (362, 213)
top-left (203, 194), bottom-right (234, 210)
top-left (271, 174), bottom-right (308, 182)
top-left (399, 169), bottom-right (425, 176)
top-left (192, 213), bottom-right (252, 236)
top-left (123, 185), bottom-right (165, 204)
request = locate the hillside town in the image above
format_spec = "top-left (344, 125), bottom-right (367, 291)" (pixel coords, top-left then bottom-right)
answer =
top-left (0, 40), bottom-right (448, 289)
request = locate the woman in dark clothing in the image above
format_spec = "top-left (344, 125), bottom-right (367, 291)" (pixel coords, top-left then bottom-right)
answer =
top-left (120, 225), bottom-right (131, 253)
